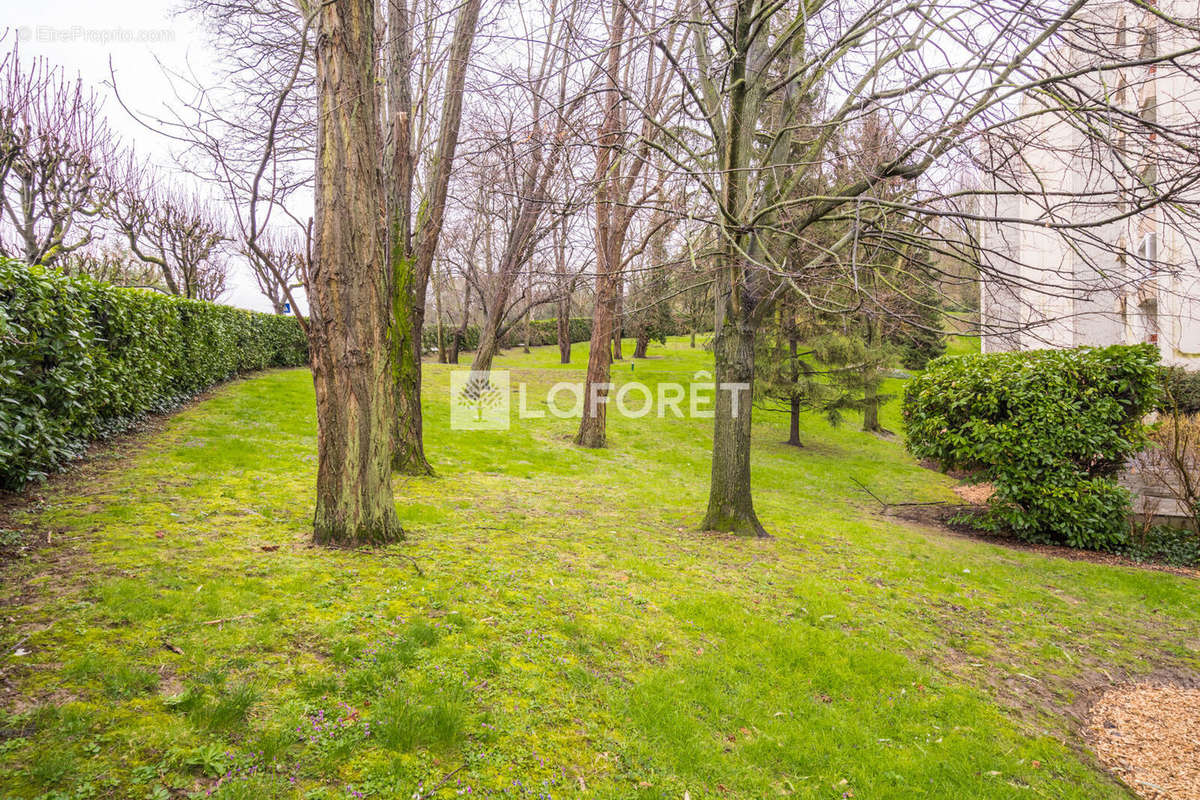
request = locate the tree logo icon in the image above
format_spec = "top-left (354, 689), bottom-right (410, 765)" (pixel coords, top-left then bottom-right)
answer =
top-left (450, 370), bottom-right (511, 430)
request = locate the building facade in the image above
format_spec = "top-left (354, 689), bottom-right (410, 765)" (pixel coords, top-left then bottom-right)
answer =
top-left (979, 1), bottom-right (1200, 366)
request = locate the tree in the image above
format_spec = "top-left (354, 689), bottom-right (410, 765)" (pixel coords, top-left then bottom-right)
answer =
top-left (107, 157), bottom-right (230, 301)
top-left (306, 0), bottom-right (402, 545)
top-left (575, 0), bottom-right (680, 447)
top-left (0, 44), bottom-right (113, 267)
top-left (243, 229), bottom-right (308, 315)
top-left (58, 245), bottom-right (165, 290)
top-left (385, 0), bottom-right (483, 475)
top-left (465, 0), bottom-right (596, 376)
top-left (641, 0), bottom-right (1200, 536)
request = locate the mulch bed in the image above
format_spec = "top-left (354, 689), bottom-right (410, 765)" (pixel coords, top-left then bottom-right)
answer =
top-left (1088, 684), bottom-right (1200, 800)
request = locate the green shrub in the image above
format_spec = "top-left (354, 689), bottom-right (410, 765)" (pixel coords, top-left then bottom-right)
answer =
top-left (903, 345), bottom-right (1161, 549)
top-left (1158, 365), bottom-right (1200, 415)
top-left (0, 259), bottom-right (308, 489)
top-left (499, 317), bottom-right (593, 348)
top-left (1123, 523), bottom-right (1200, 567)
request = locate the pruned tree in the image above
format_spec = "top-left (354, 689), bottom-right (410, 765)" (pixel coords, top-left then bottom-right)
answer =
top-left (58, 245), bottom-right (165, 290)
top-left (0, 43), bottom-right (114, 267)
top-left (107, 156), bottom-right (229, 301)
top-left (244, 228), bottom-right (308, 315)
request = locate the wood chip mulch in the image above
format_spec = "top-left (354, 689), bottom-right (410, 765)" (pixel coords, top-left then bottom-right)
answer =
top-left (1088, 684), bottom-right (1200, 800)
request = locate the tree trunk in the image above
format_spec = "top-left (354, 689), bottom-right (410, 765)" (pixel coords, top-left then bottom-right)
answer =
top-left (690, 329), bottom-right (696, 348)
top-left (786, 305), bottom-right (802, 446)
top-left (702, 309), bottom-right (767, 537)
top-left (310, 0), bottom-right (401, 546)
top-left (575, 2), bottom-right (625, 448)
top-left (787, 396), bottom-right (802, 447)
top-left (470, 314), bottom-right (503, 374)
top-left (435, 276), bottom-right (447, 363)
top-left (863, 380), bottom-right (881, 432)
top-left (611, 279), bottom-right (624, 360)
top-left (448, 285), bottom-right (471, 365)
top-left (387, 0), bottom-right (480, 477)
top-left (557, 294), bottom-right (571, 364)
top-left (576, 265), bottom-right (618, 447)
top-left (633, 331), bottom-right (650, 358)
top-left (861, 315), bottom-right (883, 433)
top-left (390, 263), bottom-right (433, 475)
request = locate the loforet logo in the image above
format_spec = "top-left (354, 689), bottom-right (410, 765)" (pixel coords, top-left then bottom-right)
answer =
top-left (450, 370), bottom-right (511, 430)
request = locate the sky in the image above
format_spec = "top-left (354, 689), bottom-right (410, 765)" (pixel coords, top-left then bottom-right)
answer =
top-left (8, 2), bottom-right (278, 312)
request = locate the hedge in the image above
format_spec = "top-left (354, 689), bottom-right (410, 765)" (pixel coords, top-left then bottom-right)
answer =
top-left (0, 259), bottom-right (308, 489)
top-left (903, 344), bottom-right (1161, 549)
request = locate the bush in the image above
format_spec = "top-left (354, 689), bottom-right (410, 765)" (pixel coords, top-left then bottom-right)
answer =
top-left (0, 259), bottom-right (308, 489)
top-left (1158, 366), bottom-right (1200, 415)
top-left (903, 345), bottom-right (1161, 549)
top-left (1123, 523), bottom-right (1200, 567)
top-left (499, 317), bottom-right (593, 348)
top-left (422, 324), bottom-right (479, 354)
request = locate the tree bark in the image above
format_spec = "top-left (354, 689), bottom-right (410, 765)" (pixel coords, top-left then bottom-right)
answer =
top-left (310, 0), bottom-right (402, 546)
top-left (388, 0), bottom-right (481, 476)
top-left (633, 331), bottom-right (650, 359)
top-left (702, 308), bottom-right (767, 537)
top-left (574, 2), bottom-right (625, 449)
top-left (611, 278), bottom-right (624, 360)
top-left (787, 396), bottom-right (803, 447)
top-left (556, 294), bottom-right (571, 363)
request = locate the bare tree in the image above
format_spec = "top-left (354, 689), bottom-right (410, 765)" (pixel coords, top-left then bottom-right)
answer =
top-left (464, 0), bottom-right (598, 375)
top-left (0, 43), bottom-right (114, 266)
top-left (243, 228), bottom-right (308, 314)
top-left (58, 244), bottom-right (165, 289)
top-left (635, 0), bottom-right (1200, 536)
top-left (107, 156), bottom-right (230, 300)
top-left (386, 0), bottom-right (484, 475)
top-left (574, 0), bottom-right (681, 447)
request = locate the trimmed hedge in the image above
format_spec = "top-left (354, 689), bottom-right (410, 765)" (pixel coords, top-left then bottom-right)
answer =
top-left (501, 317), bottom-right (593, 348)
top-left (903, 345), bottom-right (1161, 549)
top-left (0, 259), bottom-right (308, 489)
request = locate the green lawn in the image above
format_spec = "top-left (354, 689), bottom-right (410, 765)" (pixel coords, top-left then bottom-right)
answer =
top-left (1, 337), bottom-right (1196, 799)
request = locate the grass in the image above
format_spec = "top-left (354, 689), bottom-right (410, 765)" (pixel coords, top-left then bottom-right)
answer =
top-left (0, 336), bottom-right (1196, 799)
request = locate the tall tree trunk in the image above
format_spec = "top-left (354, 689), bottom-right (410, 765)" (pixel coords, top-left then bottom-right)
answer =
top-left (702, 303), bottom-right (766, 537)
top-left (611, 278), bottom-right (624, 360)
top-left (388, 0), bottom-right (481, 476)
top-left (788, 396), bottom-right (802, 447)
top-left (556, 293), bottom-right (571, 363)
top-left (861, 314), bottom-right (883, 433)
top-left (863, 381), bottom-right (880, 433)
top-left (310, 0), bottom-right (401, 545)
top-left (786, 308), bottom-right (802, 447)
top-left (435, 275), bottom-right (447, 363)
top-left (448, 284), bottom-right (471, 364)
top-left (575, 2), bottom-right (625, 449)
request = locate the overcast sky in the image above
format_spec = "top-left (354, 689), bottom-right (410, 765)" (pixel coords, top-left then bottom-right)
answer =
top-left (9, 3), bottom-right (278, 312)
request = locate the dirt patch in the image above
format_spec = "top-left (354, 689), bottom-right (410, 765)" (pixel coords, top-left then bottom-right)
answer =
top-left (1088, 683), bottom-right (1200, 800)
top-left (953, 482), bottom-right (994, 504)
